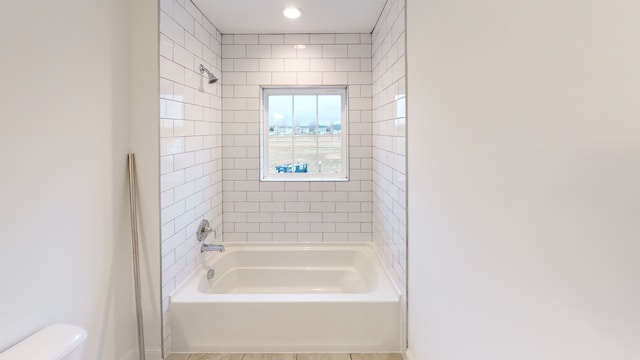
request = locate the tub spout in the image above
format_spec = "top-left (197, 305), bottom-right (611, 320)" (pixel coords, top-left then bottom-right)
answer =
top-left (201, 243), bottom-right (225, 253)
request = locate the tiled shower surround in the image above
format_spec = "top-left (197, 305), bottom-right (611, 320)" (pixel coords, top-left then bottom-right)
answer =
top-left (220, 33), bottom-right (373, 243)
top-left (159, 0), bottom-right (223, 352)
top-left (371, 0), bottom-right (407, 297)
top-left (159, 0), bottom-right (406, 354)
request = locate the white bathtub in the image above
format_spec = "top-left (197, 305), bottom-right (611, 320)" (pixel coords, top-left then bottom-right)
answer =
top-left (169, 243), bottom-right (401, 353)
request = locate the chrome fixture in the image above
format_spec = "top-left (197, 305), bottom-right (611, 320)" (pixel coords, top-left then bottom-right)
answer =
top-left (199, 64), bottom-right (218, 84)
top-left (201, 243), bottom-right (225, 253)
top-left (197, 219), bottom-right (224, 253)
top-left (197, 219), bottom-right (216, 241)
top-left (127, 153), bottom-right (146, 360)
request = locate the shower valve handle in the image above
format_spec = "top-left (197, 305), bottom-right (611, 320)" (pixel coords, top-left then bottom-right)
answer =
top-left (197, 219), bottom-right (216, 241)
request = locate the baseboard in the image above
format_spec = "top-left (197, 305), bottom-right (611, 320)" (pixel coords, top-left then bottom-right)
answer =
top-left (404, 348), bottom-right (415, 360)
top-left (118, 347), bottom-right (163, 360)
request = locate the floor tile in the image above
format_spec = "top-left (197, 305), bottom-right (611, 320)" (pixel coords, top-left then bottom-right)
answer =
top-left (298, 354), bottom-right (351, 360)
top-left (165, 354), bottom-right (189, 360)
top-left (242, 354), bottom-right (297, 360)
top-left (189, 354), bottom-right (244, 360)
top-left (351, 354), bottom-right (404, 360)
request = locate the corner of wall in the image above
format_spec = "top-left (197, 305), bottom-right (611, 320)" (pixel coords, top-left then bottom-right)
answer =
top-left (371, 0), bottom-right (407, 307)
top-left (130, 0), bottom-right (162, 355)
top-left (158, 0), bottom-right (224, 353)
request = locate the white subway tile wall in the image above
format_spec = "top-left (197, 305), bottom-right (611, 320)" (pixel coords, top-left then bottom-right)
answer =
top-left (372, 0), bottom-right (407, 294)
top-left (160, 0), bottom-right (223, 353)
top-left (221, 33), bottom-right (373, 244)
top-left (159, 0), bottom-right (407, 354)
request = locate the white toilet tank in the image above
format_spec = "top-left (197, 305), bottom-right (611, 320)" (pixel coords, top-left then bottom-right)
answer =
top-left (0, 324), bottom-right (87, 360)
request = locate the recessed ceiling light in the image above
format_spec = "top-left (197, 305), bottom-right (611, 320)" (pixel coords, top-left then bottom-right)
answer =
top-left (282, 7), bottom-right (302, 19)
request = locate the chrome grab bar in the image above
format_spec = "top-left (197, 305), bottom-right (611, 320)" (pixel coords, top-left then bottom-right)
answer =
top-left (127, 153), bottom-right (146, 360)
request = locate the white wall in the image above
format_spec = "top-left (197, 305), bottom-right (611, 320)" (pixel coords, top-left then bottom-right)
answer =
top-left (407, 0), bottom-right (640, 359)
top-left (220, 33), bottom-right (373, 243)
top-left (130, 0), bottom-right (163, 357)
top-left (159, 0), bottom-right (224, 353)
top-left (0, 0), bottom-right (153, 358)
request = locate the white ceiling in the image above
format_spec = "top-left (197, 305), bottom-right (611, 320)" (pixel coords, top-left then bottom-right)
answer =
top-left (191, 0), bottom-right (388, 34)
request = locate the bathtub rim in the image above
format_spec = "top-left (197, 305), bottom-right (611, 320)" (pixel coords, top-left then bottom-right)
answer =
top-left (170, 242), bottom-right (401, 304)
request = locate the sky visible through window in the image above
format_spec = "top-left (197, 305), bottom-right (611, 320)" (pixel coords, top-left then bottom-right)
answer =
top-left (268, 95), bottom-right (341, 130)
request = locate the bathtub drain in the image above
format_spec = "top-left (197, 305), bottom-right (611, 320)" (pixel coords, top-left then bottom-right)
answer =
top-left (206, 268), bottom-right (215, 280)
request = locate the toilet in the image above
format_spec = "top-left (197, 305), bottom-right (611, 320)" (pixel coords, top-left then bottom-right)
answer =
top-left (0, 324), bottom-right (87, 360)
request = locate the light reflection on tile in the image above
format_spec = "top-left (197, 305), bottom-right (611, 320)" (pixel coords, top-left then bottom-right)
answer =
top-left (160, 119), bottom-right (174, 138)
top-left (166, 100), bottom-right (185, 119)
top-left (160, 137), bottom-right (184, 156)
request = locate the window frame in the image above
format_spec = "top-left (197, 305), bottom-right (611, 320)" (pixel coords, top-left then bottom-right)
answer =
top-left (260, 86), bottom-right (349, 182)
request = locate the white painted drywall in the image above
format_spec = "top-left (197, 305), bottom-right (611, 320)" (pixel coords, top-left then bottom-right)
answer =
top-left (407, 0), bottom-right (640, 359)
top-left (0, 0), bottom-right (159, 358)
top-left (129, 0), bottom-right (162, 356)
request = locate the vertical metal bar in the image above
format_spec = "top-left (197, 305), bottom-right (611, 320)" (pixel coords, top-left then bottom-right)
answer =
top-left (127, 153), bottom-right (146, 360)
top-left (291, 95), bottom-right (295, 165)
top-left (316, 95), bottom-right (320, 173)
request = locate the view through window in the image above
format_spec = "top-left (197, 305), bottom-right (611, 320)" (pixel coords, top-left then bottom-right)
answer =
top-left (261, 87), bottom-right (348, 181)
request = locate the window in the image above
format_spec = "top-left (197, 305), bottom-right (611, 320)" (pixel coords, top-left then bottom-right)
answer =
top-left (261, 87), bottom-right (348, 181)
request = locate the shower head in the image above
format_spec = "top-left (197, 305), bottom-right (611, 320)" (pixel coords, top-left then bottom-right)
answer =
top-left (205, 71), bottom-right (218, 84)
top-left (199, 64), bottom-right (218, 84)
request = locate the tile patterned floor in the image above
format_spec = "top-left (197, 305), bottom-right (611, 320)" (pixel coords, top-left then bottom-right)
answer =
top-left (166, 354), bottom-right (403, 360)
